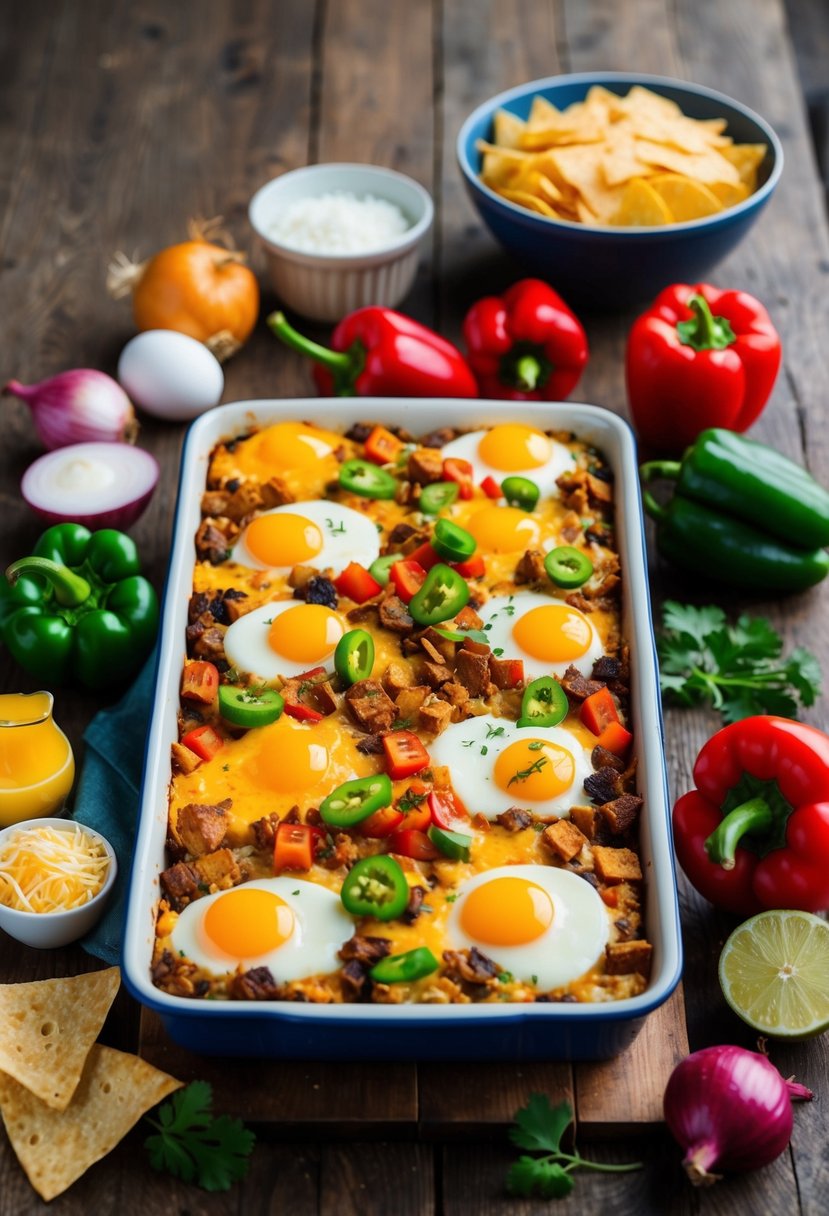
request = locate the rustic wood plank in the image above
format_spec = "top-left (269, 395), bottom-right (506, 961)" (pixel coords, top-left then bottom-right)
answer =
top-left (320, 1144), bottom-right (435, 1216)
top-left (418, 1060), bottom-right (573, 1140)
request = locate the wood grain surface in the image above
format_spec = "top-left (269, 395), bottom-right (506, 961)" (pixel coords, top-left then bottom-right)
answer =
top-left (1, 1), bottom-right (827, 1213)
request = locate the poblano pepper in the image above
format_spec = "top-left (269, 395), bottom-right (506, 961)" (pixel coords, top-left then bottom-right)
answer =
top-left (0, 523), bottom-right (159, 689)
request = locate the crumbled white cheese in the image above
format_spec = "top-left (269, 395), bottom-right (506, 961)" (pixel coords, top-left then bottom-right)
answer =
top-left (270, 191), bottom-right (410, 253)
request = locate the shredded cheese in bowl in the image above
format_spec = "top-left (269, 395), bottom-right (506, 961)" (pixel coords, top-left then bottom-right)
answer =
top-left (0, 824), bottom-right (110, 914)
top-left (269, 191), bottom-right (410, 254)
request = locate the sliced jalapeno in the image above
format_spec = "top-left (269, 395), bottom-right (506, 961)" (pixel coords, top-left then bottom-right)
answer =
top-left (434, 626), bottom-right (490, 646)
top-left (502, 475), bottom-right (540, 511)
top-left (544, 545), bottom-right (594, 588)
top-left (419, 481), bottom-right (459, 515)
top-left (320, 774), bottom-right (393, 828)
top-left (408, 563), bottom-right (470, 627)
top-left (368, 552), bottom-right (403, 587)
top-left (427, 823), bottom-right (472, 862)
top-left (432, 518), bottom-right (477, 563)
top-left (370, 946), bottom-right (440, 984)
top-left (339, 458), bottom-right (398, 500)
top-left (334, 627), bottom-right (375, 686)
top-left (340, 855), bottom-right (409, 921)
top-left (218, 685), bottom-right (284, 728)
top-left (518, 675), bottom-right (569, 729)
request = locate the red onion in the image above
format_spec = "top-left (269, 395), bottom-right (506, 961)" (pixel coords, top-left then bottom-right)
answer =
top-left (21, 441), bottom-right (159, 530)
top-left (4, 370), bottom-right (138, 450)
top-left (664, 1045), bottom-right (813, 1186)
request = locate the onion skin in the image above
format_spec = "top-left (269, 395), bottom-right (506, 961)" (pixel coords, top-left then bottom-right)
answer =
top-left (4, 370), bottom-right (138, 450)
top-left (663, 1045), bottom-right (813, 1186)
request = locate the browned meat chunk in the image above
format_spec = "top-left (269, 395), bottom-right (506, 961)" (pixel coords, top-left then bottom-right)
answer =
top-left (556, 468), bottom-right (590, 514)
top-left (297, 575), bottom-right (339, 609)
top-left (542, 819), bottom-right (587, 862)
top-left (339, 935), bottom-right (393, 966)
top-left (515, 548), bottom-right (547, 584)
top-left (584, 766), bottom-right (624, 804)
top-left (224, 595), bottom-right (252, 623)
top-left (383, 661), bottom-right (414, 696)
top-left (345, 679), bottom-right (397, 732)
top-left (442, 947), bottom-right (500, 985)
top-left (195, 520), bottom-right (231, 564)
top-left (592, 846), bottom-right (643, 885)
top-left (600, 793), bottom-right (643, 835)
top-left (420, 626), bottom-right (457, 662)
top-left (356, 733), bottom-right (386, 756)
top-left (201, 490), bottom-right (230, 516)
top-left (171, 741), bottom-right (201, 775)
top-left (402, 886), bottom-right (426, 924)
top-left (346, 602), bottom-right (379, 624)
top-left (587, 472), bottom-right (613, 505)
top-left (151, 949), bottom-right (199, 997)
top-left (419, 699), bottom-right (452, 735)
top-left (565, 592), bottom-right (592, 613)
top-left (454, 604), bottom-right (484, 631)
top-left (250, 813), bottom-right (280, 852)
top-left (189, 622), bottom-right (226, 662)
top-left (592, 656), bottom-right (622, 682)
top-left (455, 647), bottom-right (491, 697)
top-left (408, 447), bottom-right (444, 485)
top-left (605, 940), bottom-right (653, 978)
top-left (224, 482), bottom-right (263, 522)
top-left (176, 799), bottom-right (230, 857)
top-left (159, 862), bottom-right (200, 909)
top-left (345, 421), bottom-right (375, 443)
top-left (321, 832), bottom-right (359, 870)
top-left (421, 426), bottom-right (458, 448)
top-left (386, 522), bottom-right (418, 548)
top-left (559, 510), bottom-right (583, 543)
top-left (423, 660), bottom-right (453, 688)
top-left (569, 804), bottom-right (599, 840)
top-left (439, 680), bottom-right (470, 710)
top-left (193, 848), bottom-right (241, 890)
top-left (488, 655), bottom-right (524, 689)
top-left (496, 807), bottom-right (534, 832)
top-left (313, 679), bottom-right (339, 716)
top-left (560, 664), bottom-right (603, 702)
top-left (228, 966), bottom-right (282, 1000)
top-left (259, 475), bottom-right (295, 508)
top-left (340, 958), bottom-right (370, 1000)
top-left (282, 669), bottom-right (339, 718)
top-left (379, 595), bottom-right (414, 634)
top-left (591, 744), bottom-right (626, 773)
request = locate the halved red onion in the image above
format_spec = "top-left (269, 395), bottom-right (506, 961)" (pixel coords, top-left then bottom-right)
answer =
top-left (21, 442), bottom-right (159, 530)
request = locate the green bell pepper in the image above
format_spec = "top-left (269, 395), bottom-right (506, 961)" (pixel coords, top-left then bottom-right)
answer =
top-left (0, 523), bottom-right (159, 689)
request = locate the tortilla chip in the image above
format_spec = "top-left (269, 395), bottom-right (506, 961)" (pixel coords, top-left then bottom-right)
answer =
top-left (720, 142), bottom-right (767, 188)
top-left (649, 173), bottom-right (724, 221)
top-left (0, 968), bottom-right (120, 1111)
top-left (634, 139), bottom-right (741, 185)
top-left (613, 177), bottom-right (673, 226)
top-left (492, 108), bottom-right (526, 149)
top-left (0, 1044), bottom-right (182, 1202)
top-left (709, 179), bottom-right (751, 208)
top-left (548, 145), bottom-right (626, 222)
top-left (495, 187), bottom-right (558, 217)
top-left (526, 95), bottom-right (560, 130)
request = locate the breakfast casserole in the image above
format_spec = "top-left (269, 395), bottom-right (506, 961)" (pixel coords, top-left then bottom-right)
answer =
top-left (152, 419), bottom-right (653, 1006)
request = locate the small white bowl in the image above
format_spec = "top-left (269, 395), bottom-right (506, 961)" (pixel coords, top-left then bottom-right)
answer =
top-left (248, 163), bottom-right (434, 321)
top-left (0, 818), bottom-right (117, 949)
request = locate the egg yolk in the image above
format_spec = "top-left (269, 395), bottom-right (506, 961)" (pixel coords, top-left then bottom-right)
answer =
top-left (467, 506), bottom-right (541, 553)
top-left (512, 603), bottom-right (593, 661)
top-left (202, 887), bottom-right (295, 958)
top-left (253, 720), bottom-right (330, 793)
top-left (493, 737), bottom-right (575, 800)
top-left (268, 604), bottom-right (344, 663)
top-left (256, 422), bottom-right (339, 471)
top-left (245, 513), bottom-right (323, 566)
top-left (477, 424), bottom-right (551, 472)
top-left (461, 876), bottom-right (554, 946)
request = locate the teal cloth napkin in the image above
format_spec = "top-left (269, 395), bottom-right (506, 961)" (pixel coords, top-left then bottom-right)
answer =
top-left (70, 652), bottom-right (157, 964)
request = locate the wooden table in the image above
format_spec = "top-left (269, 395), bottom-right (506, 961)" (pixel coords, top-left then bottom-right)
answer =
top-left (1, 1), bottom-right (828, 1212)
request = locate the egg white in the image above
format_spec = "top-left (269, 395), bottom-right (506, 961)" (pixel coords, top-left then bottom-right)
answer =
top-left (170, 877), bottom-right (354, 981)
top-left (447, 864), bottom-right (610, 989)
top-left (223, 599), bottom-right (346, 680)
top-left (479, 592), bottom-right (604, 680)
top-left (230, 501), bottom-right (380, 574)
top-left (440, 428), bottom-right (576, 499)
top-left (428, 712), bottom-right (593, 820)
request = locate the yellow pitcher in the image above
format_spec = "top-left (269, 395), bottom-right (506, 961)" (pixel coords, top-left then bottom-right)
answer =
top-left (0, 692), bottom-right (75, 826)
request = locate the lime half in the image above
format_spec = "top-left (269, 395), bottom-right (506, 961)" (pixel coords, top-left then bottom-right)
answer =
top-left (719, 909), bottom-right (829, 1039)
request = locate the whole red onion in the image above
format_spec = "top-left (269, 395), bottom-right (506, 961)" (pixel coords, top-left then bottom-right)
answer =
top-left (664, 1045), bottom-right (813, 1185)
top-left (4, 370), bottom-right (138, 450)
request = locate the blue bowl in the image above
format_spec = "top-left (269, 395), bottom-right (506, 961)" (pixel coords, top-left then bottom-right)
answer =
top-left (457, 72), bottom-right (783, 310)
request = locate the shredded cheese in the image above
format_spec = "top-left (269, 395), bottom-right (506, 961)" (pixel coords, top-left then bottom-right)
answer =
top-left (269, 191), bottom-right (410, 253)
top-left (0, 824), bottom-right (109, 914)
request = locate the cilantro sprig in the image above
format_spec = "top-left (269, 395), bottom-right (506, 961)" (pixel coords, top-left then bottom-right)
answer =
top-left (507, 1094), bottom-right (641, 1199)
top-left (657, 601), bottom-right (821, 723)
top-left (144, 1081), bottom-right (256, 1193)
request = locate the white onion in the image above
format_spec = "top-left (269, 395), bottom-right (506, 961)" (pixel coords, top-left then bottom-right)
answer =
top-left (4, 370), bottom-right (138, 450)
top-left (21, 442), bottom-right (159, 530)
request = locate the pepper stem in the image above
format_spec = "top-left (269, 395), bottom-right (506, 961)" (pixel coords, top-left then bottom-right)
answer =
top-left (639, 459), bottom-right (682, 484)
top-left (266, 310), bottom-right (363, 395)
top-left (676, 293), bottom-right (737, 352)
top-left (514, 355), bottom-right (542, 392)
top-left (704, 797), bottom-right (772, 870)
top-left (499, 342), bottom-right (552, 393)
top-left (6, 557), bottom-right (91, 607)
top-left (641, 488), bottom-right (668, 522)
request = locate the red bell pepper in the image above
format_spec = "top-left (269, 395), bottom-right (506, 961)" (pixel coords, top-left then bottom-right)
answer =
top-left (364, 425), bottom-right (405, 465)
top-left (480, 475), bottom-right (502, 499)
top-left (626, 283), bottom-right (782, 453)
top-left (442, 457), bottom-right (474, 500)
top-left (462, 279), bottom-right (588, 400)
top-left (180, 723), bottom-right (224, 762)
top-left (427, 790), bottom-right (469, 834)
top-left (451, 553), bottom-right (485, 579)
top-left (273, 822), bottom-right (323, 871)
top-left (407, 541), bottom-right (441, 571)
top-left (580, 686), bottom-right (620, 735)
top-left (282, 665), bottom-right (328, 723)
top-left (388, 828), bottom-right (440, 862)
top-left (672, 716), bottom-right (829, 915)
top-left (180, 660), bottom-right (219, 705)
top-left (359, 805), bottom-right (405, 838)
top-left (268, 308), bottom-right (478, 398)
top-left (389, 559), bottom-right (426, 603)
top-left (334, 561), bottom-right (382, 604)
top-left (383, 730), bottom-right (430, 780)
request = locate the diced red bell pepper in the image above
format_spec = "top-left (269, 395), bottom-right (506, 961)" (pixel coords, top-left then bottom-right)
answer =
top-left (396, 781), bottom-right (432, 832)
top-left (443, 457), bottom-right (474, 500)
top-left (283, 665), bottom-right (327, 723)
top-left (364, 425), bottom-right (404, 465)
top-left (427, 790), bottom-right (469, 834)
top-left (480, 475), bottom-right (502, 499)
top-left (383, 730), bottom-right (430, 780)
top-left (388, 828), bottom-right (440, 861)
top-left (490, 656), bottom-right (524, 689)
top-left (580, 686), bottom-right (620, 735)
top-left (180, 723), bottom-right (224, 762)
top-left (595, 720), bottom-right (633, 758)
top-left (335, 561), bottom-right (383, 604)
top-left (180, 661), bottom-right (219, 705)
top-left (390, 559), bottom-right (427, 603)
top-left (284, 702), bottom-right (324, 723)
top-left (451, 553), bottom-right (485, 579)
top-left (408, 541), bottom-right (441, 571)
top-left (359, 805), bottom-right (406, 838)
top-left (274, 822), bottom-right (321, 871)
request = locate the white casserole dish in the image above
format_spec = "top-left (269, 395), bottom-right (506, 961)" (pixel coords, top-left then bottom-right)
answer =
top-left (122, 398), bottom-right (682, 1060)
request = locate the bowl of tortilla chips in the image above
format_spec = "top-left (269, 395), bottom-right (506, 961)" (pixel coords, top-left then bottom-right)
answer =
top-left (457, 72), bottom-right (782, 309)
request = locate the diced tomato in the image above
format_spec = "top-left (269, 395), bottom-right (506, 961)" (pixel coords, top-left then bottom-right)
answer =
top-left (389, 559), bottom-right (427, 603)
top-left (408, 541), bottom-right (441, 571)
top-left (383, 730), bottom-right (430, 780)
top-left (284, 702), bottom-right (324, 723)
top-left (580, 686), bottom-right (620, 735)
top-left (274, 822), bottom-right (320, 871)
top-left (387, 828), bottom-right (440, 861)
top-left (427, 790), bottom-right (469, 834)
top-left (443, 457), bottom-right (474, 500)
top-left (335, 561), bottom-right (383, 604)
top-left (180, 723), bottom-right (224, 762)
top-left (364, 425), bottom-right (404, 465)
top-left (451, 553), bottom-right (485, 579)
top-left (359, 805), bottom-right (405, 838)
top-left (594, 720), bottom-right (633, 758)
top-left (396, 781), bottom-right (432, 831)
top-left (600, 886), bottom-right (619, 908)
top-left (283, 665), bottom-right (328, 723)
top-left (180, 660), bottom-right (219, 705)
top-left (480, 475), bottom-right (501, 499)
